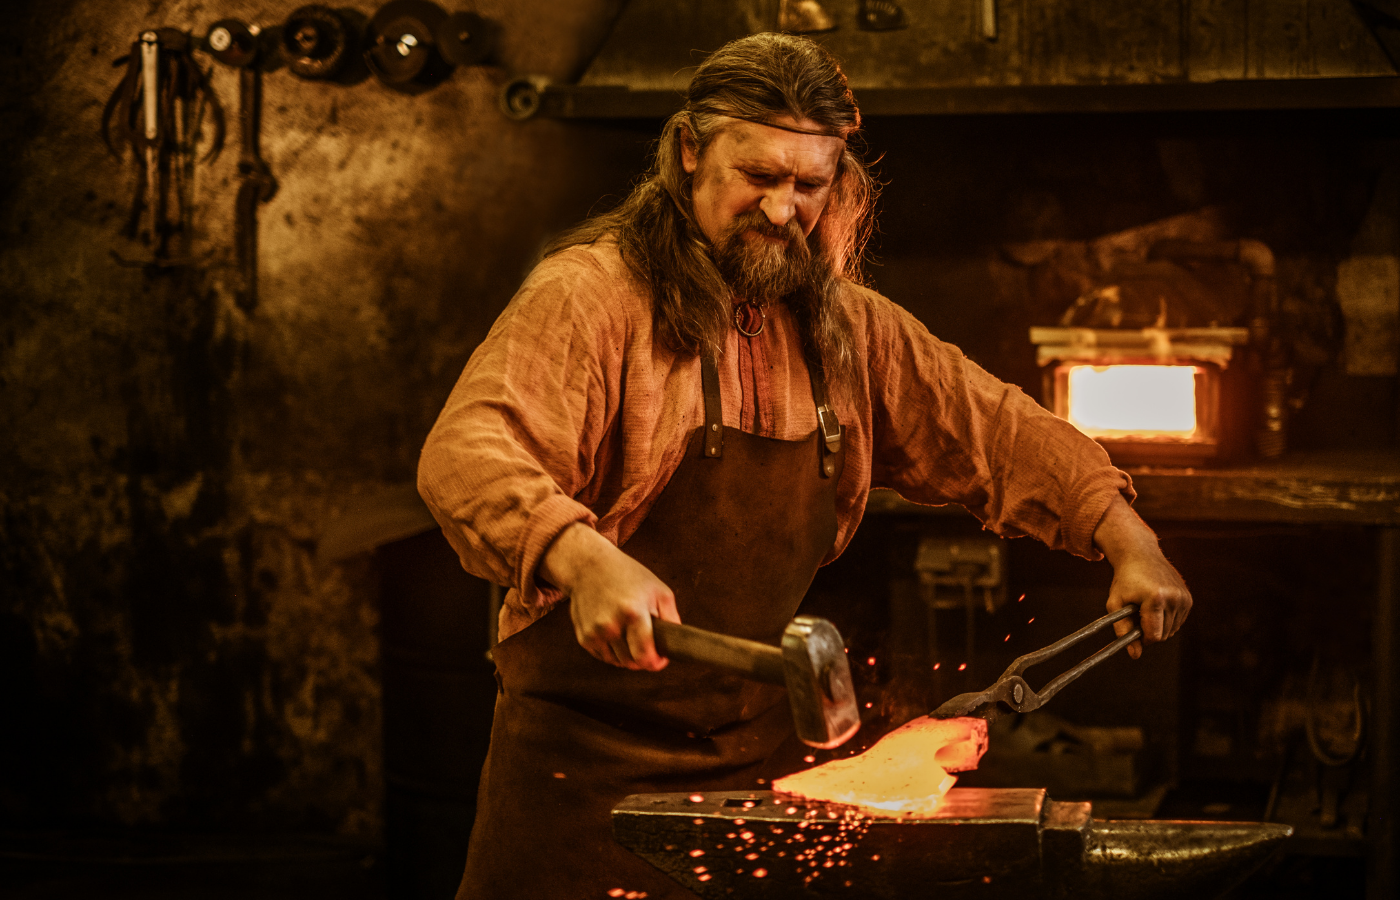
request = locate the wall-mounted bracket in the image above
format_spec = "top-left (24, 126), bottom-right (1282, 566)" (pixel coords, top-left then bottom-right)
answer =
top-left (915, 536), bottom-right (1007, 614)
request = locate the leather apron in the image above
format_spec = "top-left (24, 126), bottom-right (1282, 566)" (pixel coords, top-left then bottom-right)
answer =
top-left (457, 356), bottom-right (846, 899)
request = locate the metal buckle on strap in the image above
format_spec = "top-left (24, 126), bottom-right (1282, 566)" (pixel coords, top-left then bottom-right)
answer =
top-left (816, 404), bottom-right (841, 454)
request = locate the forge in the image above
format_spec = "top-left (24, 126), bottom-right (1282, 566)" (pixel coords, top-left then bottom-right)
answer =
top-left (612, 788), bottom-right (1292, 899)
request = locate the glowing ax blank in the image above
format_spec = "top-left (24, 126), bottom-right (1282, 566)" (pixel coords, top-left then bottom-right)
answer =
top-left (771, 716), bottom-right (988, 817)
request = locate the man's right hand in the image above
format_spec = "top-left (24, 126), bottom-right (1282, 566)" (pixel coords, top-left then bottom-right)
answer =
top-left (538, 523), bottom-right (678, 671)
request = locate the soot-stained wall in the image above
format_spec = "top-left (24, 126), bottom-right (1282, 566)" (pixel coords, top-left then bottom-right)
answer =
top-left (0, 0), bottom-right (643, 834)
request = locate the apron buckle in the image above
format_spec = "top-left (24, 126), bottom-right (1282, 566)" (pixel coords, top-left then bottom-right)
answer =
top-left (816, 404), bottom-right (841, 455)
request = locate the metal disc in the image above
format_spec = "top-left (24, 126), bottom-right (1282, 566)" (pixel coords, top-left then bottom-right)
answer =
top-left (364, 0), bottom-right (447, 86)
top-left (282, 5), bottom-right (351, 79)
top-left (499, 77), bottom-right (542, 120)
top-left (205, 18), bottom-right (259, 68)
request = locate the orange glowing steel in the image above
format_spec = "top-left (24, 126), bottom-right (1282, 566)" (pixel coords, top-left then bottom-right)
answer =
top-left (771, 717), bottom-right (988, 817)
top-left (1066, 365), bottom-right (1198, 438)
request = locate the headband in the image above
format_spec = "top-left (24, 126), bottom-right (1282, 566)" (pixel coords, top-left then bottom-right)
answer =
top-left (723, 114), bottom-right (849, 141)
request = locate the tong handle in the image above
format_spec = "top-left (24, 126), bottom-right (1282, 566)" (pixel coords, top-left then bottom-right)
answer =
top-left (1005, 604), bottom-right (1136, 677)
top-left (1004, 604), bottom-right (1140, 712)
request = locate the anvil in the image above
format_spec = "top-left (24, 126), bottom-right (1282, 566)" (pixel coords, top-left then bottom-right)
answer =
top-left (612, 788), bottom-right (1292, 899)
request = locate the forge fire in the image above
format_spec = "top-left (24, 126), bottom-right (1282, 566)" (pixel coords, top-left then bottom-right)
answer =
top-left (1064, 364), bottom-right (1200, 439)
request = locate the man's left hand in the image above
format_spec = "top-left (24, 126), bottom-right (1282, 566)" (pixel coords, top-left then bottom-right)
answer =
top-left (1093, 494), bottom-right (1193, 659)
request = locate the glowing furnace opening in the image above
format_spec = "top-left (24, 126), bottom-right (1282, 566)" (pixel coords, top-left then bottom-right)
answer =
top-left (1065, 364), bottom-right (1199, 439)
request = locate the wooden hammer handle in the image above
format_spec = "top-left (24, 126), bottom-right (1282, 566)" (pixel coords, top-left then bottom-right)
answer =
top-left (651, 618), bottom-right (787, 685)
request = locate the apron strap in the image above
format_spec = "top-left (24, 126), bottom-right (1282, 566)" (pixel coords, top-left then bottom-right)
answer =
top-left (809, 364), bottom-right (842, 479)
top-left (701, 355), bottom-right (724, 459)
top-left (702, 354), bottom-right (840, 476)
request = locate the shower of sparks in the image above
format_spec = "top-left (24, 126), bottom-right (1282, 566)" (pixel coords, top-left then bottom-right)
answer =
top-left (685, 805), bottom-right (877, 889)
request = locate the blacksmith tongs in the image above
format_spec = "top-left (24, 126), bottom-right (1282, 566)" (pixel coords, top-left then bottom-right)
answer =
top-left (930, 605), bottom-right (1141, 722)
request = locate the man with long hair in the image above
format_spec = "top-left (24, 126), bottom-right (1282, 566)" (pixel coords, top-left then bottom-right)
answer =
top-left (419, 32), bottom-right (1191, 898)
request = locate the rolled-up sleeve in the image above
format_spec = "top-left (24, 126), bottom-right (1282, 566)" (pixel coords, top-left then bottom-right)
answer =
top-left (417, 252), bottom-right (625, 615)
top-left (864, 295), bottom-right (1133, 560)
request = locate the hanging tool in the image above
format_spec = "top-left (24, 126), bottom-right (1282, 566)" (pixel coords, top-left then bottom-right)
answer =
top-left (102, 28), bottom-right (224, 261)
top-left (234, 63), bottom-right (277, 313)
top-left (139, 33), bottom-right (161, 250)
top-left (204, 19), bottom-right (278, 312)
top-left (930, 605), bottom-right (1142, 722)
top-left (980, 0), bottom-right (998, 40)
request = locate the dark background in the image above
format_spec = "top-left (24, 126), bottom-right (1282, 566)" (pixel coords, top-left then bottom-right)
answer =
top-left (2, 1), bottom-right (1396, 898)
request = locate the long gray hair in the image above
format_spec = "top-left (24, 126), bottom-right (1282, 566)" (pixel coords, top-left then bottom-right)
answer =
top-left (547, 33), bottom-right (877, 392)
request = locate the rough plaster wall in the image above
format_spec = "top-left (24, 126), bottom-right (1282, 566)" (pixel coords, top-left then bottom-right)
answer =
top-left (0, 0), bottom-right (638, 834)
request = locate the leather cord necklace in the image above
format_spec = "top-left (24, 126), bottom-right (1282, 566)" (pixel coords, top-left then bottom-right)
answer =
top-left (733, 300), bottom-right (766, 337)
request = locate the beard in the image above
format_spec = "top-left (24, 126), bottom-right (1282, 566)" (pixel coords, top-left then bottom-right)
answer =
top-left (712, 210), bottom-right (822, 304)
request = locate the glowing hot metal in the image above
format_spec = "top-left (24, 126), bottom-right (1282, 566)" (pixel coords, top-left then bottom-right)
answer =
top-left (772, 716), bottom-right (988, 817)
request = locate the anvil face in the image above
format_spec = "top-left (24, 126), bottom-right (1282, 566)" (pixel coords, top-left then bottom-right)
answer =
top-left (612, 788), bottom-right (1053, 898)
top-left (612, 788), bottom-right (1293, 900)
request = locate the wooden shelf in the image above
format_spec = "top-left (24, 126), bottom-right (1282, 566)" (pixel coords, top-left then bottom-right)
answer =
top-left (532, 77), bottom-right (1400, 120)
top-left (866, 450), bottom-right (1400, 526)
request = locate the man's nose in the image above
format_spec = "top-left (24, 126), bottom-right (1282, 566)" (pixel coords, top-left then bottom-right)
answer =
top-left (759, 183), bottom-right (796, 227)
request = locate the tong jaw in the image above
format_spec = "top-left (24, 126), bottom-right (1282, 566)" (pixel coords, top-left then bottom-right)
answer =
top-left (932, 674), bottom-right (1036, 721)
top-left (930, 605), bottom-right (1142, 723)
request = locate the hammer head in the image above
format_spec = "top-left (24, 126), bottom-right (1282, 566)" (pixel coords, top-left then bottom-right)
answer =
top-left (781, 616), bottom-right (861, 749)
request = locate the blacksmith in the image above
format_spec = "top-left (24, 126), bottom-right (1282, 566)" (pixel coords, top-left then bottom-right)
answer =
top-left (417, 31), bottom-right (1192, 899)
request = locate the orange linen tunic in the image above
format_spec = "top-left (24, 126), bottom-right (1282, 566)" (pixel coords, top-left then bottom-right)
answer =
top-left (417, 239), bottom-right (1133, 642)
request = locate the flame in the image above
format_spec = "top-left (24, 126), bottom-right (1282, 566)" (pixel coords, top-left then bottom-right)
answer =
top-left (771, 717), bottom-right (988, 817)
top-left (1066, 364), bottom-right (1198, 438)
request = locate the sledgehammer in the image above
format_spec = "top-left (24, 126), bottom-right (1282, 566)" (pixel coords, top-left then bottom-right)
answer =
top-left (651, 616), bottom-right (861, 749)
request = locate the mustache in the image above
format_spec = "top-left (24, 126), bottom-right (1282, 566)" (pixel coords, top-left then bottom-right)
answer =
top-left (724, 210), bottom-right (807, 247)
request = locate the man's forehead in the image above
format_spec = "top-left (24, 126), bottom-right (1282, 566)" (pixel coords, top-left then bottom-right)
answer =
top-left (712, 115), bottom-right (846, 165)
